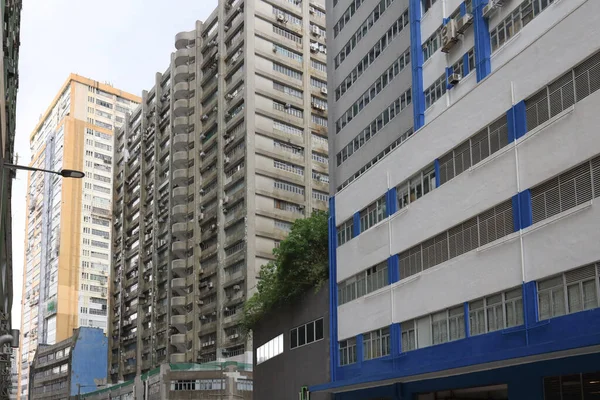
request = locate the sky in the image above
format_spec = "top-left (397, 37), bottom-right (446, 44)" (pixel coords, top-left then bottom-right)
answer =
top-left (10, 0), bottom-right (218, 327)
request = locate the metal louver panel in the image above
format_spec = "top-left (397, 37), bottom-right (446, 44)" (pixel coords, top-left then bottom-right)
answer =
top-left (453, 141), bottom-right (471, 176)
top-left (489, 116), bottom-right (509, 154)
top-left (565, 264), bottom-right (596, 284)
top-left (421, 238), bottom-right (436, 270)
top-left (574, 50), bottom-right (600, 102)
top-left (434, 232), bottom-right (449, 265)
top-left (525, 88), bottom-right (549, 132)
top-left (592, 155), bottom-right (600, 198)
top-left (597, 262), bottom-right (600, 276)
top-left (470, 128), bottom-right (490, 166)
top-left (438, 152), bottom-right (454, 186)
top-left (548, 71), bottom-right (575, 118)
top-left (538, 275), bottom-right (563, 291)
top-left (531, 177), bottom-right (560, 224)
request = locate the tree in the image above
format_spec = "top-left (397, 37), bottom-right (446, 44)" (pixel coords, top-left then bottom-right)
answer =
top-left (241, 210), bottom-right (329, 333)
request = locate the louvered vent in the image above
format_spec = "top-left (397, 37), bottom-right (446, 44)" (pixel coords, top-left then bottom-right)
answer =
top-left (574, 50), bottom-right (600, 101)
top-left (525, 88), bottom-right (549, 132)
top-left (565, 264), bottom-right (596, 284)
top-left (548, 71), bottom-right (575, 118)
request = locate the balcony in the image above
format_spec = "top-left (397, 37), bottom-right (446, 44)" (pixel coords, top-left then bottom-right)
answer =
top-left (173, 82), bottom-right (190, 100)
top-left (175, 30), bottom-right (195, 50)
top-left (172, 168), bottom-right (188, 186)
top-left (170, 353), bottom-right (186, 363)
top-left (172, 276), bottom-right (187, 290)
top-left (172, 204), bottom-right (189, 223)
top-left (171, 296), bottom-right (186, 308)
top-left (174, 64), bottom-right (191, 83)
top-left (174, 48), bottom-right (194, 67)
top-left (173, 116), bottom-right (191, 134)
top-left (172, 186), bottom-right (189, 203)
top-left (173, 99), bottom-right (191, 118)
top-left (171, 314), bottom-right (186, 327)
top-left (172, 241), bottom-right (188, 257)
top-left (170, 333), bottom-right (186, 345)
top-left (173, 151), bottom-right (189, 169)
top-left (173, 133), bottom-right (189, 151)
top-left (171, 259), bottom-right (187, 274)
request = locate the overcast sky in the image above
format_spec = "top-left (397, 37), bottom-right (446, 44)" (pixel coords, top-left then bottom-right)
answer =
top-left (11, 0), bottom-right (218, 327)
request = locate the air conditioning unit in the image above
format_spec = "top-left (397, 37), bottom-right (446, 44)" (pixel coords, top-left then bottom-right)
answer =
top-left (208, 282), bottom-right (214, 289)
top-left (272, 45), bottom-right (278, 53)
top-left (199, 151), bottom-right (206, 157)
top-left (199, 134), bottom-right (206, 139)
top-left (311, 25), bottom-right (320, 36)
top-left (309, 6), bottom-right (315, 14)
top-left (441, 19), bottom-right (458, 53)
top-left (321, 87), bottom-right (328, 95)
top-left (284, 103), bottom-right (292, 109)
top-left (456, 13), bottom-right (474, 34)
top-left (224, 156), bottom-right (230, 164)
top-left (223, 208), bottom-right (229, 214)
top-left (276, 14), bottom-right (286, 22)
top-left (310, 42), bottom-right (319, 52)
top-left (199, 188), bottom-right (205, 195)
top-left (226, 93), bottom-right (234, 100)
top-left (201, 114), bottom-right (209, 121)
top-left (223, 196), bottom-right (230, 204)
top-left (211, 223), bottom-right (217, 230)
top-left (448, 73), bottom-right (462, 85)
top-left (233, 285), bottom-right (240, 291)
top-left (208, 40), bottom-right (217, 47)
top-left (212, 106), bottom-right (218, 113)
top-left (198, 212), bottom-right (205, 220)
top-left (229, 333), bottom-right (239, 339)
top-left (482, 0), bottom-right (504, 18)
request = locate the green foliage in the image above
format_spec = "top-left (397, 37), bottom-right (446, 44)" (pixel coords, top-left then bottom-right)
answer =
top-left (241, 210), bottom-right (329, 333)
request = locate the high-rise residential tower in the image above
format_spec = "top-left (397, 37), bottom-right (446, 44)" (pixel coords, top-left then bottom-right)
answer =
top-left (108, 0), bottom-right (328, 382)
top-left (18, 75), bottom-right (140, 399)
top-left (312, 0), bottom-right (600, 398)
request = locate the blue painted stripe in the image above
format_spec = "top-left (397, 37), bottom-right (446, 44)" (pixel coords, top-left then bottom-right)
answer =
top-left (514, 100), bottom-right (528, 139)
top-left (460, 1), bottom-right (467, 16)
top-left (511, 194), bottom-right (521, 231)
top-left (473, 0), bottom-right (491, 81)
top-left (388, 255), bottom-right (399, 284)
top-left (352, 212), bottom-right (361, 237)
top-left (446, 66), bottom-right (454, 90)
top-left (390, 323), bottom-right (401, 357)
top-left (356, 334), bottom-right (364, 365)
top-left (328, 196), bottom-right (339, 381)
top-left (462, 52), bottom-right (470, 76)
top-left (409, 0), bottom-right (425, 129)
top-left (386, 187), bottom-right (397, 216)
top-left (434, 159), bottom-right (441, 188)
top-left (507, 107), bottom-right (517, 143)
top-left (519, 190), bottom-right (533, 229)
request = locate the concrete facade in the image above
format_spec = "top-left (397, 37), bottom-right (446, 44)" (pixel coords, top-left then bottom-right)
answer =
top-left (108, 0), bottom-right (329, 384)
top-left (18, 76), bottom-right (140, 399)
top-left (318, 0), bottom-right (600, 398)
top-left (0, 0), bottom-right (21, 398)
top-left (28, 327), bottom-right (107, 400)
top-left (253, 282), bottom-right (330, 400)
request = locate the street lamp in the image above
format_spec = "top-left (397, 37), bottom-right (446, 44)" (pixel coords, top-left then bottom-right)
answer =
top-left (3, 163), bottom-right (85, 179)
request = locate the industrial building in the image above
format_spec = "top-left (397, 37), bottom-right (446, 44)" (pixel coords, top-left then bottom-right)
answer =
top-left (315, 0), bottom-right (600, 398)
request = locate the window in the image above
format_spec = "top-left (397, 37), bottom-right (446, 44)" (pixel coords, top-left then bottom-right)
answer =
top-left (397, 166), bottom-right (436, 210)
top-left (256, 334), bottom-right (283, 364)
top-left (337, 89), bottom-right (411, 167)
top-left (423, 26), bottom-right (443, 62)
top-left (272, 44), bottom-right (303, 62)
top-left (274, 120), bottom-right (303, 136)
top-left (273, 180), bottom-right (304, 195)
top-left (538, 261), bottom-right (600, 321)
top-left (273, 81), bottom-right (303, 98)
top-left (312, 170), bottom-right (329, 184)
top-left (431, 307), bottom-right (466, 344)
top-left (95, 120), bottom-right (113, 130)
top-left (273, 101), bottom-right (303, 119)
top-left (360, 196), bottom-right (386, 232)
top-left (337, 219), bottom-right (354, 247)
top-left (338, 262), bottom-right (388, 305)
top-left (335, 49), bottom-right (410, 133)
top-left (310, 77), bottom-right (327, 89)
top-left (335, 0), bottom-right (401, 69)
top-left (339, 338), bottom-right (357, 365)
top-left (312, 190), bottom-right (328, 202)
top-left (401, 320), bottom-right (417, 351)
top-left (424, 73), bottom-right (447, 109)
top-left (273, 24), bottom-right (302, 43)
top-left (469, 288), bottom-right (524, 336)
top-left (274, 219), bottom-right (292, 232)
top-left (311, 114), bottom-right (327, 127)
top-left (290, 318), bottom-right (324, 349)
top-left (272, 6), bottom-right (302, 25)
top-left (273, 62), bottom-right (303, 80)
top-left (312, 152), bottom-right (328, 164)
top-left (311, 96), bottom-right (327, 111)
top-left (273, 160), bottom-right (304, 176)
top-left (274, 199), bottom-right (304, 214)
top-left (423, 0), bottom-right (438, 13)
top-left (399, 199), bottom-right (513, 279)
top-left (335, 13), bottom-right (410, 101)
top-left (338, 128), bottom-right (415, 190)
top-left (491, 0), bottom-right (556, 53)
top-left (311, 59), bottom-right (327, 72)
top-left (333, 0), bottom-right (367, 38)
top-left (274, 140), bottom-right (303, 156)
top-left (526, 50), bottom-right (600, 132)
top-left (439, 116), bottom-right (509, 185)
top-left (531, 156), bottom-right (599, 224)
top-left (451, 48), bottom-right (475, 78)
top-left (96, 99), bottom-right (113, 109)
top-left (363, 327), bottom-right (390, 360)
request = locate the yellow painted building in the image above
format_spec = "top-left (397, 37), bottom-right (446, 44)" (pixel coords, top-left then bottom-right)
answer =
top-left (17, 75), bottom-right (140, 399)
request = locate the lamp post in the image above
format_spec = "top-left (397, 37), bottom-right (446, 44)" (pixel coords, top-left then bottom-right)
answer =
top-left (3, 163), bottom-right (85, 179)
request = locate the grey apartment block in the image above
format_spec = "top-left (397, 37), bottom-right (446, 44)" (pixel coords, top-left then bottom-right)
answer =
top-left (109, 0), bottom-right (329, 382)
top-left (253, 282), bottom-right (330, 400)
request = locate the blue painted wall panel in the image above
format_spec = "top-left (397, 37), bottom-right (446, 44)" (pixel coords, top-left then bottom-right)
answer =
top-left (388, 255), bottom-right (399, 284)
top-left (352, 212), bottom-right (361, 238)
top-left (70, 327), bottom-right (108, 396)
top-left (473, 0), bottom-right (492, 81)
top-left (409, 0), bottom-right (425, 129)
